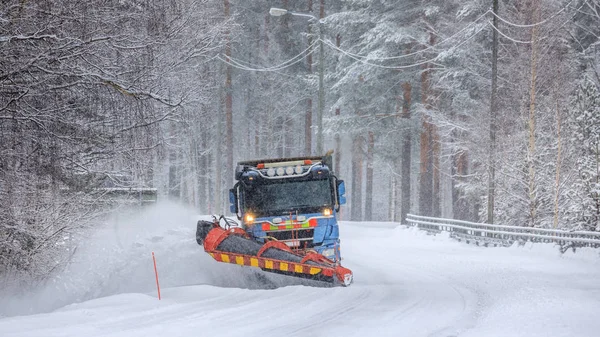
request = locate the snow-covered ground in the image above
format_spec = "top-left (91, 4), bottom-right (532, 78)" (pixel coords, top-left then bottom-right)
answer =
top-left (1, 203), bottom-right (599, 337)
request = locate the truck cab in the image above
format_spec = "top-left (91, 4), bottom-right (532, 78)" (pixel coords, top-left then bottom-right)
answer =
top-left (229, 154), bottom-right (346, 263)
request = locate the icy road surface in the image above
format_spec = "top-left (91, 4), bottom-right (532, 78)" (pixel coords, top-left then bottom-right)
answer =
top-left (1, 203), bottom-right (599, 337)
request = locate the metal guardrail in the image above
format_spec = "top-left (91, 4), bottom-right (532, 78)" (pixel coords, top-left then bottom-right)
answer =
top-left (405, 214), bottom-right (600, 250)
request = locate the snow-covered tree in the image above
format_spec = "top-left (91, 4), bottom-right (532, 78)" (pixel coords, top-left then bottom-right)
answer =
top-left (565, 76), bottom-right (600, 231)
top-left (0, 0), bottom-right (230, 286)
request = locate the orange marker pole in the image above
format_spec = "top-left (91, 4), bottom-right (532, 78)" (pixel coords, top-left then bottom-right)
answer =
top-left (152, 252), bottom-right (161, 300)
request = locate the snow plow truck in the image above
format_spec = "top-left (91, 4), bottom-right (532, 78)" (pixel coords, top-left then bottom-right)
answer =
top-left (195, 152), bottom-right (353, 286)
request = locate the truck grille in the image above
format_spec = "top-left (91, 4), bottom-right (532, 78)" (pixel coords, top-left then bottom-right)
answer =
top-left (267, 229), bottom-right (315, 249)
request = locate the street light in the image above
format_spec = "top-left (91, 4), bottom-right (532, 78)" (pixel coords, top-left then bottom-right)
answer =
top-left (269, 7), bottom-right (325, 155)
top-left (269, 7), bottom-right (288, 17)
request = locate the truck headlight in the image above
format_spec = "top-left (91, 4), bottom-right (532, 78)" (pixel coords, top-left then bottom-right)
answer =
top-left (322, 248), bottom-right (335, 258)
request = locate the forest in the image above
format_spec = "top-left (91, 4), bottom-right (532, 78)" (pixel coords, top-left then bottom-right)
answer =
top-left (1, 0), bottom-right (599, 286)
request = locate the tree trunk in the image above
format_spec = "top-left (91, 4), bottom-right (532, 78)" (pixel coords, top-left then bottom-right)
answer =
top-left (488, 0), bottom-right (499, 224)
top-left (389, 174), bottom-right (396, 221)
top-left (334, 34), bottom-right (342, 173)
top-left (335, 107), bottom-right (341, 173)
top-left (527, 0), bottom-right (541, 227)
top-left (179, 147), bottom-right (188, 203)
top-left (553, 88), bottom-right (562, 229)
top-left (595, 142), bottom-right (599, 231)
top-left (419, 36), bottom-right (434, 216)
top-left (432, 128), bottom-right (441, 217)
top-left (215, 101), bottom-right (223, 214)
top-left (401, 82), bottom-right (412, 223)
top-left (198, 131), bottom-right (208, 213)
top-left (453, 147), bottom-right (470, 220)
top-left (168, 122), bottom-right (179, 199)
top-left (351, 133), bottom-right (364, 221)
top-left (282, 1), bottom-right (292, 157)
top-left (305, 0), bottom-right (313, 155)
top-left (207, 150), bottom-right (213, 213)
top-left (316, 0), bottom-right (325, 155)
top-left (364, 132), bottom-right (374, 220)
top-left (224, 0), bottom-right (233, 189)
top-left (276, 116), bottom-right (284, 157)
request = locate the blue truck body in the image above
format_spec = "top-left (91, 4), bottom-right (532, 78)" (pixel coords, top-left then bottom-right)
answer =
top-left (229, 155), bottom-right (346, 263)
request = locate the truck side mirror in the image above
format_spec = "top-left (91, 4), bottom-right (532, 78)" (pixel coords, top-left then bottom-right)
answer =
top-left (229, 188), bottom-right (238, 214)
top-left (337, 180), bottom-right (346, 205)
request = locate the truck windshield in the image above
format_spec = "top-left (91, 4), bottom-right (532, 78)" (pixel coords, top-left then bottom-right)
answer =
top-left (242, 179), bottom-right (332, 217)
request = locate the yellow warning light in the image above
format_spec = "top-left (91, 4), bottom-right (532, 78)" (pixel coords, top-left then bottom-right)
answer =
top-left (245, 214), bottom-right (255, 223)
top-left (323, 208), bottom-right (332, 216)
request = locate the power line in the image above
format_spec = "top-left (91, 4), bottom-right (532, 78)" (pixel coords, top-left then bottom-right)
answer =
top-left (489, 0), bottom-right (575, 28)
top-left (217, 49), bottom-right (316, 72)
top-left (333, 10), bottom-right (491, 61)
top-left (323, 23), bottom-right (487, 70)
top-left (323, 38), bottom-right (440, 69)
top-left (217, 0), bottom-right (578, 72)
top-left (486, 1), bottom-right (583, 45)
top-left (331, 1), bottom-right (576, 62)
top-left (217, 8), bottom-right (491, 71)
top-left (220, 22), bottom-right (486, 73)
top-left (218, 39), bottom-right (319, 72)
top-left (221, 39), bottom-right (318, 71)
top-left (486, 20), bottom-right (533, 44)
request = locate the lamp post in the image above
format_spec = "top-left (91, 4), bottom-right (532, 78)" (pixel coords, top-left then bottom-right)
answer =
top-left (269, 7), bottom-right (325, 155)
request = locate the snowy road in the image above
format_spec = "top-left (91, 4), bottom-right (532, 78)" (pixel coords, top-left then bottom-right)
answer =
top-left (1, 204), bottom-right (599, 337)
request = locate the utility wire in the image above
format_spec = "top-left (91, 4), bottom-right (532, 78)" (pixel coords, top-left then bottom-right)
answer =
top-left (323, 23), bottom-right (487, 70)
top-left (217, 0), bottom-right (577, 72)
top-left (486, 21), bottom-right (533, 44)
top-left (218, 45), bottom-right (317, 72)
top-left (309, 0), bottom-right (574, 62)
top-left (334, 10), bottom-right (491, 61)
top-left (334, 1), bottom-right (576, 62)
top-left (218, 39), bottom-right (319, 72)
top-left (486, 1), bottom-right (583, 45)
top-left (221, 21), bottom-right (485, 72)
top-left (218, 9), bottom-right (490, 70)
top-left (323, 38), bottom-right (440, 69)
top-left (219, 41), bottom-right (317, 71)
top-left (489, 0), bottom-right (575, 28)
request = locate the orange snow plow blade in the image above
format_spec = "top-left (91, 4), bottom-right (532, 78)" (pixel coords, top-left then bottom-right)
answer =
top-left (196, 220), bottom-right (353, 286)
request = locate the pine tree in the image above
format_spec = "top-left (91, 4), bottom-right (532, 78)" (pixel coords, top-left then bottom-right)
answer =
top-left (566, 76), bottom-right (600, 231)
